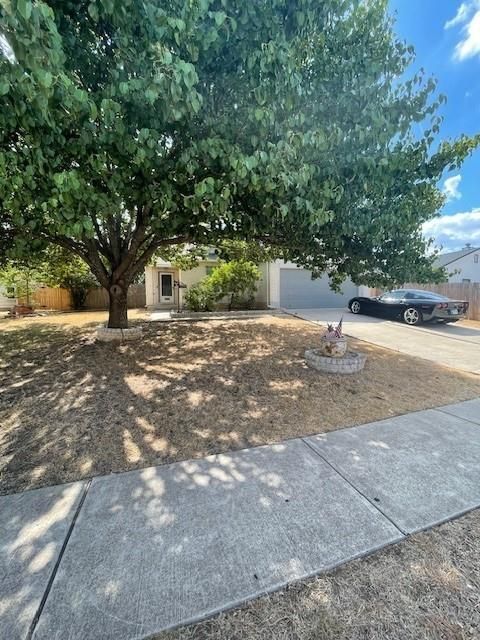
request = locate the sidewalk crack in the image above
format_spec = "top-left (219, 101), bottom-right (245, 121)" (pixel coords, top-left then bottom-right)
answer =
top-left (26, 478), bottom-right (92, 640)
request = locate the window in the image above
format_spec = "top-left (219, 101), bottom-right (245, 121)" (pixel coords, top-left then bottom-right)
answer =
top-left (206, 266), bottom-right (215, 276)
top-left (380, 290), bottom-right (405, 301)
top-left (475, 254), bottom-right (479, 263)
top-left (462, 278), bottom-right (471, 283)
top-left (410, 291), bottom-right (443, 300)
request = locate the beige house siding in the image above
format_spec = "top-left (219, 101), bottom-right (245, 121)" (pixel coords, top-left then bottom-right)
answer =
top-left (145, 265), bottom-right (180, 309)
top-left (145, 260), bottom-right (268, 309)
top-left (0, 287), bottom-right (15, 310)
top-left (256, 262), bottom-right (269, 306)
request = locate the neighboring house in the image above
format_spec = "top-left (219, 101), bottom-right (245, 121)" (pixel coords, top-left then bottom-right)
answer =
top-left (0, 287), bottom-right (15, 311)
top-left (434, 245), bottom-right (480, 283)
top-left (145, 255), bottom-right (371, 310)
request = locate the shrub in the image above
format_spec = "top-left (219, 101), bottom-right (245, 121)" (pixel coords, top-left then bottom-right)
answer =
top-left (184, 281), bottom-right (216, 312)
top-left (184, 260), bottom-right (260, 311)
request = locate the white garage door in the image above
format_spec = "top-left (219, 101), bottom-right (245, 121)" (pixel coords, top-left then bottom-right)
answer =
top-left (279, 269), bottom-right (358, 308)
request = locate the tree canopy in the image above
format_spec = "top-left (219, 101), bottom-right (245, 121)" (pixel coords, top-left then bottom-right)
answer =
top-left (0, 0), bottom-right (478, 327)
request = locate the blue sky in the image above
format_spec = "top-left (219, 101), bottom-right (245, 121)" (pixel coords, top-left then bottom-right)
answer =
top-left (389, 0), bottom-right (480, 252)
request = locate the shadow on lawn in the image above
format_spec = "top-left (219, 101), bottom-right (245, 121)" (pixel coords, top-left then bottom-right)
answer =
top-left (0, 318), bottom-right (323, 495)
top-left (2, 314), bottom-right (480, 497)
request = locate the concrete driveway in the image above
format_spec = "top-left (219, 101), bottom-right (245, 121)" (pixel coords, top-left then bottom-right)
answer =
top-left (289, 308), bottom-right (480, 374)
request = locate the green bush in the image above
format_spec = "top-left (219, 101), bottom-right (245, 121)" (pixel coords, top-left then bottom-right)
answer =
top-left (184, 281), bottom-right (216, 312)
top-left (184, 260), bottom-right (260, 311)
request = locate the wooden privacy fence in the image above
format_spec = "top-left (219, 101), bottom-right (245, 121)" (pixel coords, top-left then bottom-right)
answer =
top-left (403, 283), bottom-right (480, 320)
top-left (31, 287), bottom-right (71, 310)
top-left (32, 284), bottom-right (146, 311)
top-left (84, 284), bottom-right (146, 309)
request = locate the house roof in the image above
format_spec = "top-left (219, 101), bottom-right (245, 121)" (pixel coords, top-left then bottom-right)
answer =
top-left (434, 246), bottom-right (480, 267)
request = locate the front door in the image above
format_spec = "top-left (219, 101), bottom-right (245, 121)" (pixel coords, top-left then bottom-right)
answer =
top-left (159, 272), bottom-right (174, 304)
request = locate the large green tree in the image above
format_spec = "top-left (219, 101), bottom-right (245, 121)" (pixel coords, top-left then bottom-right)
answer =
top-left (1, 0), bottom-right (478, 327)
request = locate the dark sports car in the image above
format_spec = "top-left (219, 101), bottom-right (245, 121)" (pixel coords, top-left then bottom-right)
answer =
top-left (348, 289), bottom-right (469, 326)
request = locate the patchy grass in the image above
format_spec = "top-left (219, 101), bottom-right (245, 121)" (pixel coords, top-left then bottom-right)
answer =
top-left (158, 509), bottom-right (480, 640)
top-left (0, 307), bottom-right (149, 328)
top-left (1, 314), bottom-right (480, 495)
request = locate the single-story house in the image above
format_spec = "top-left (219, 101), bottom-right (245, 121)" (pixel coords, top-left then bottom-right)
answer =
top-left (145, 254), bottom-right (373, 310)
top-left (434, 245), bottom-right (480, 283)
top-left (0, 287), bottom-right (15, 311)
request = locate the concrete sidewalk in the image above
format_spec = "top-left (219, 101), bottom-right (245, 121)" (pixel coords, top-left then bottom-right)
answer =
top-left (2, 399), bottom-right (480, 640)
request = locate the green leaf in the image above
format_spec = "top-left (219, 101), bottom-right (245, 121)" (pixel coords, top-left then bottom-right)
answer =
top-left (17, 0), bottom-right (32, 20)
top-left (89, 102), bottom-right (98, 119)
top-left (87, 3), bottom-right (99, 21)
top-left (214, 12), bottom-right (227, 26)
top-left (145, 88), bottom-right (157, 103)
top-left (38, 71), bottom-right (53, 88)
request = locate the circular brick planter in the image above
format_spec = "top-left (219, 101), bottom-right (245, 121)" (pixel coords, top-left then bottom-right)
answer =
top-left (305, 349), bottom-right (367, 375)
top-left (96, 326), bottom-right (143, 342)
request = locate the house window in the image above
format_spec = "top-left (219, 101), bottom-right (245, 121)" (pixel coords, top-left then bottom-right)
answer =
top-left (475, 254), bottom-right (479, 263)
top-left (462, 278), bottom-right (471, 283)
top-left (206, 266), bottom-right (215, 276)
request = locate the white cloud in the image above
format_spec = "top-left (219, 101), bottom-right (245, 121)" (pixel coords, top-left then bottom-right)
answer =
top-left (445, 2), bottom-right (477, 29)
top-left (423, 209), bottom-right (480, 251)
top-left (442, 174), bottom-right (462, 201)
top-left (444, 2), bottom-right (480, 61)
top-left (454, 10), bottom-right (480, 60)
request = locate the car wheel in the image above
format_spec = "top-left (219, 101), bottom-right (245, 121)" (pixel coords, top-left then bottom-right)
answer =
top-left (350, 300), bottom-right (361, 314)
top-left (403, 307), bottom-right (422, 326)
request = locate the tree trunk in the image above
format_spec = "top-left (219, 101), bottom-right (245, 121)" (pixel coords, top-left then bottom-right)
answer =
top-left (108, 282), bottom-right (129, 328)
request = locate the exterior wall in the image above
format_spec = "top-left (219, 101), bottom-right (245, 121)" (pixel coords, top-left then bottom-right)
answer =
top-left (0, 287), bottom-right (15, 310)
top-left (146, 258), bottom-right (369, 310)
top-left (145, 266), bottom-right (156, 307)
top-left (178, 263), bottom-right (214, 308)
top-left (256, 263), bottom-right (269, 306)
top-left (445, 252), bottom-right (480, 283)
top-left (145, 265), bottom-right (179, 308)
top-left (146, 259), bottom-right (268, 309)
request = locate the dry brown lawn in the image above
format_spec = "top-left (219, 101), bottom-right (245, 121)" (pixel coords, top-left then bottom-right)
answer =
top-left (1, 312), bottom-right (480, 495)
top-left (159, 509), bottom-right (480, 640)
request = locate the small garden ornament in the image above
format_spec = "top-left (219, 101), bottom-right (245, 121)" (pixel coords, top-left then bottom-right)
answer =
top-left (319, 317), bottom-right (347, 357)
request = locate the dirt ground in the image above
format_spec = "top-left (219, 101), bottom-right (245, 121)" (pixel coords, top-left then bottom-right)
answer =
top-left (159, 509), bottom-right (480, 640)
top-left (1, 312), bottom-right (480, 495)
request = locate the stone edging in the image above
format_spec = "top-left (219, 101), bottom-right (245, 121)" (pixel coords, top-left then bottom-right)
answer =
top-left (305, 348), bottom-right (367, 374)
top-left (96, 326), bottom-right (143, 342)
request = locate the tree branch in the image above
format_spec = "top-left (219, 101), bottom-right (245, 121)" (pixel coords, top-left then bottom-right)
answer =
top-left (123, 235), bottom-right (188, 284)
top-left (40, 232), bottom-right (110, 288)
